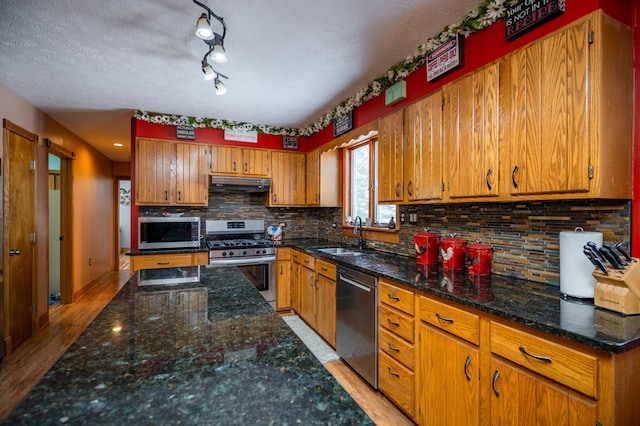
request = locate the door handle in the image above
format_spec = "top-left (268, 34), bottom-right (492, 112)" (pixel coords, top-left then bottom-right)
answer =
top-left (9, 249), bottom-right (22, 256)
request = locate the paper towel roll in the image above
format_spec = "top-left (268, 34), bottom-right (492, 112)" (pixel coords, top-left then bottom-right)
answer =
top-left (559, 229), bottom-right (602, 298)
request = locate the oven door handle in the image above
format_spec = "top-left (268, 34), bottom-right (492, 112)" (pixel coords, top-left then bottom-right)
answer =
top-left (207, 256), bottom-right (276, 267)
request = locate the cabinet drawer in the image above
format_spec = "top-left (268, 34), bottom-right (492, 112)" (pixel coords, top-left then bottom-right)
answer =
top-left (379, 351), bottom-right (414, 417)
top-left (299, 252), bottom-right (315, 270)
top-left (419, 296), bottom-right (479, 345)
top-left (132, 253), bottom-right (195, 271)
top-left (379, 279), bottom-right (415, 315)
top-left (491, 321), bottom-right (598, 398)
top-left (292, 249), bottom-right (301, 264)
top-left (379, 327), bottom-right (414, 370)
top-left (379, 305), bottom-right (414, 343)
top-left (276, 247), bottom-right (291, 261)
top-left (315, 259), bottom-right (336, 279)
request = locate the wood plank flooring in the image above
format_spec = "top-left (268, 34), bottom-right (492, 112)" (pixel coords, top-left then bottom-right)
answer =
top-left (0, 256), bottom-right (415, 425)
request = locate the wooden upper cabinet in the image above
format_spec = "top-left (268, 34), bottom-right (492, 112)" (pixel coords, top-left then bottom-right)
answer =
top-left (175, 143), bottom-right (209, 205)
top-left (378, 109), bottom-right (404, 203)
top-left (269, 151), bottom-right (306, 206)
top-left (136, 138), bottom-right (176, 205)
top-left (444, 61), bottom-right (501, 200)
top-left (306, 149), bottom-right (320, 206)
top-left (136, 138), bottom-right (208, 206)
top-left (508, 11), bottom-right (632, 199)
top-left (211, 146), bottom-right (270, 177)
top-left (404, 90), bottom-right (443, 203)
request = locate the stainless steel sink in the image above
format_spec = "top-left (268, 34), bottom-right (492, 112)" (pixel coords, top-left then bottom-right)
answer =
top-left (317, 247), bottom-right (364, 256)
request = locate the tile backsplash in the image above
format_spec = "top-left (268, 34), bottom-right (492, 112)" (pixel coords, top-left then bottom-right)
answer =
top-left (147, 193), bottom-right (630, 286)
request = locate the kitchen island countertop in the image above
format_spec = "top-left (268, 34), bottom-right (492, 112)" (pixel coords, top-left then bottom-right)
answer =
top-left (5, 266), bottom-right (373, 425)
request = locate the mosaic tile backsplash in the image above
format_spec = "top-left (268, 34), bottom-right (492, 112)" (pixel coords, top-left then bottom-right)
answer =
top-left (144, 193), bottom-right (630, 286)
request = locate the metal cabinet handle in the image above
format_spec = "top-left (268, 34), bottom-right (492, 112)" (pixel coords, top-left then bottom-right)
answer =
top-left (165, 190), bottom-right (169, 201)
top-left (436, 312), bottom-right (454, 324)
top-left (244, 162), bottom-right (248, 173)
top-left (407, 180), bottom-right (413, 197)
top-left (233, 161), bottom-right (237, 172)
top-left (486, 168), bottom-right (493, 190)
top-left (387, 318), bottom-right (400, 327)
top-left (321, 267), bottom-right (328, 272)
top-left (9, 249), bottom-right (22, 256)
top-left (157, 261), bottom-right (170, 265)
top-left (178, 191), bottom-right (181, 201)
top-left (519, 345), bottom-right (552, 363)
top-left (464, 355), bottom-right (472, 381)
top-left (280, 265), bottom-right (283, 274)
top-left (492, 369), bottom-right (500, 397)
top-left (272, 194), bottom-right (277, 203)
top-left (387, 367), bottom-right (400, 378)
top-left (387, 343), bottom-right (400, 352)
top-left (511, 165), bottom-right (519, 189)
top-left (395, 182), bottom-right (401, 197)
top-left (388, 294), bottom-right (400, 301)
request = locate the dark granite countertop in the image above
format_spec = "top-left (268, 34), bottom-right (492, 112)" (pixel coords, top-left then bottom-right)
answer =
top-left (6, 267), bottom-right (373, 425)
top-left (287, 239), bottom-right (640, 355)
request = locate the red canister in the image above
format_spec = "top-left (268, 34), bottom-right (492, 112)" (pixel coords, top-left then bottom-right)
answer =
top-left (440, 236), bottom-right (466, 270)
top-left (413, 231), bottom-right (440, 265)
top-left (466, 242), bottom-right (494, 275)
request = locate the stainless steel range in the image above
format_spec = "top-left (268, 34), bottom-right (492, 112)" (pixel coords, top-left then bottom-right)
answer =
top-left (205, 219), bottom-right (276, 303)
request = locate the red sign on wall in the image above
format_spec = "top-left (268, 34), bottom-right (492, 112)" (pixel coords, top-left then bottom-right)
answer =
top-left (505, 0), bottom-right (566, 40)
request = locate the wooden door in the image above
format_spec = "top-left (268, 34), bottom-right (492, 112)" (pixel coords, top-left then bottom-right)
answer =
top-left (135, 138), bottom-right (175, 204)
top-left (444, 62), bottom-right (500, 199)
top-left (299, 266), bottom-right (316, 328)
top-left (305, 149), bottom-right (320, 206)
top-left (2, 120), bottom-right (37, 353)
top-left (378, 110), bottom-right (404, 203)
top-left (404, 91), bottom-right (443, 202)
top-left (211, 145), bottom-right (241, 175)
top-left (490, 357), bottom-right (597, 425)
top-left (316, 274), bottom-right (336, 347)
top-left (509, 18), bottom-right (590, 195)
top-left (419, 323), bottom-right (479, 426)
top-left (241, 149), bottom-right (270, 176)
top-left (176, 142), bottom-right (208, 206)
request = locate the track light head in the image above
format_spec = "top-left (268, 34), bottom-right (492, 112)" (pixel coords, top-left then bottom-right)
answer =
top-left (201, 60), bottom-right (215, 80)
top-left (210, 41), bottom-right (227, 63)
top-left (214, 78), bottom-right (228, 96)
top-left (195, 13), bottom-right (214, 40)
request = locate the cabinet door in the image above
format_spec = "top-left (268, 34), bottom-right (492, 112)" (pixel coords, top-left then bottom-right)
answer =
top-left (509, 18), bottom-right (590, 196)
top-left (211, 145), bottom-right (241, 175)
top-left (418, 323), bottom-right (479, 426)
top-left (444, 61), bottom-right (500, 199)
top-left (242, 148), bottom-right (270, 176)
top-left (291, 260), bottom-right (301, 313)
top-left (175, 143), bottom-right (209, 205)
top-left (490, 357), bottom-right (597, 426)
top-left (316, 274), bottom-right (336, 347)
top-left (135, 138), bottom-right (175, 204)
top-left (378, 109), bottom-right (404, 203)
top-left (276, 259), bottom-right (291, 311)
top-left (404, 91), bottom-right (443, 202)
top-left (299, 266), bottom-right (316, 328)
top-left (270, 151), bottom-right (306, 206)
top-left (306, 149), bottom-right (320, 206)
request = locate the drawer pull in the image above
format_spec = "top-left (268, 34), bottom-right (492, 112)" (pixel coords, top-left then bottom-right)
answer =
top-left (388, 293), bottom-right (401, 301)
top-left (492, 370), bottom-right (500, 397)
top-left (436, 312), bottom-right (454, 324)
top-left (464, 355), bottom-right (472, 381)
top-left (387, 319), bottom-right (400, 327)
top-left (157, 261), bottom-right (171, 265)
top-left (387, 367), bottom-right (400, 378)
top-left (321, 267), bottom-right (327, 272)
top-left (387, 343), bottom-right (400, 352)
top-left (519, 345), bottom-right (552, 363)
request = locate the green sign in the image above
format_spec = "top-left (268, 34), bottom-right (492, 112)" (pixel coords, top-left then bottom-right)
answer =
top-left (385, 80), bottom-right (406, 106)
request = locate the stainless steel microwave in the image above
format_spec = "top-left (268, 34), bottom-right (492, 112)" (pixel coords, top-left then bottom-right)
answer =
top-left (138, 216), bottom-right (201, 250)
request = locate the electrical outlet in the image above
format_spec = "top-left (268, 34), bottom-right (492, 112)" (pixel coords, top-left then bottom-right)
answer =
top-left (279, 222), bottom-right (286, 227)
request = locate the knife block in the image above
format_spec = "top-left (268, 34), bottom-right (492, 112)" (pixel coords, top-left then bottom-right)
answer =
top-left (592, 259), bottom-right (640, 315)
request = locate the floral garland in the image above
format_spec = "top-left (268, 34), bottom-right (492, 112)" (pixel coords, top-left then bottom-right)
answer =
top-left (135, 0), bottom-right (514, 137)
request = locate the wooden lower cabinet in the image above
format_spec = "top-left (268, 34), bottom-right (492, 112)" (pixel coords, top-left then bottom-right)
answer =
top-left (299, 264), bottom-right (316, 329)
top-left (315, 259), bottom-right (336, 348)
top-left (489, 356), bottom-right (597, 426)
top-left (275, 248), bottom-right (291, 311)
top-left (130, 251), bottom-right (208, 274)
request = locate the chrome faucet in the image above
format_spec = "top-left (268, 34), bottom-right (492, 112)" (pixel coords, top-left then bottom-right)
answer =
top-left (353, 216), bottom-right (365, 249)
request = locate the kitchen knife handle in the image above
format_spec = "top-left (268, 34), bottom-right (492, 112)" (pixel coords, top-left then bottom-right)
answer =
top-left (614, 243), bottom-right (635, 262)
top-left (603, 244), bottom-right (626, 266)
top-left (599, 247), bottom-right (624, 269)
top-left (586, 242), bottom-right (605, 261)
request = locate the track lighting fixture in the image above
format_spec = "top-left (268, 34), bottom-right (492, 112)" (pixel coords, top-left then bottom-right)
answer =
top-left (193, 0), bottom-right (229, 94)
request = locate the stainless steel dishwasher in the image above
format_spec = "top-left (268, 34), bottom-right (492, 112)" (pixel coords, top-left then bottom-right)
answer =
top-left (336, 265), bottom-right (378, 389)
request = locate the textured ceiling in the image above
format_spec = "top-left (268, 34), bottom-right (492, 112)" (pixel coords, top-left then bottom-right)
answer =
top-left (0, 0), bottom-right (483, 162)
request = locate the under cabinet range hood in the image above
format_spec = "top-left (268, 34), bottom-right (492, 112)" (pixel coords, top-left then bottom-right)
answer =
top-left (209, 175), bottom-right (272, 192)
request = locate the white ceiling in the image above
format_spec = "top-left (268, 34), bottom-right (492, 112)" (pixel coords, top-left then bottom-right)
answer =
top-left (0, 0), bottom-right (483, 162)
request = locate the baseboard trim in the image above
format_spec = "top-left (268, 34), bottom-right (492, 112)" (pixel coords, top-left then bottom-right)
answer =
top-left (74, 271), bottom-right (112, 302)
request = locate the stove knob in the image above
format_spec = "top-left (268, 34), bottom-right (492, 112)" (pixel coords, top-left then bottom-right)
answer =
top-left (222, 251), bottom-right (227, 257)
top-left (256, 249), bottom-right (261, 255)
top-left (229, 251), bottom-right (234, 257)
top-left (262, 249), bottom-right (267, 254)
top-left (242, 250), bottom-right (247, 255)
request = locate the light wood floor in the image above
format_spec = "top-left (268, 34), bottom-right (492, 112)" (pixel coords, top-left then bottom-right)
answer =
top-left (0, 256), bottom-right (414, 425)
